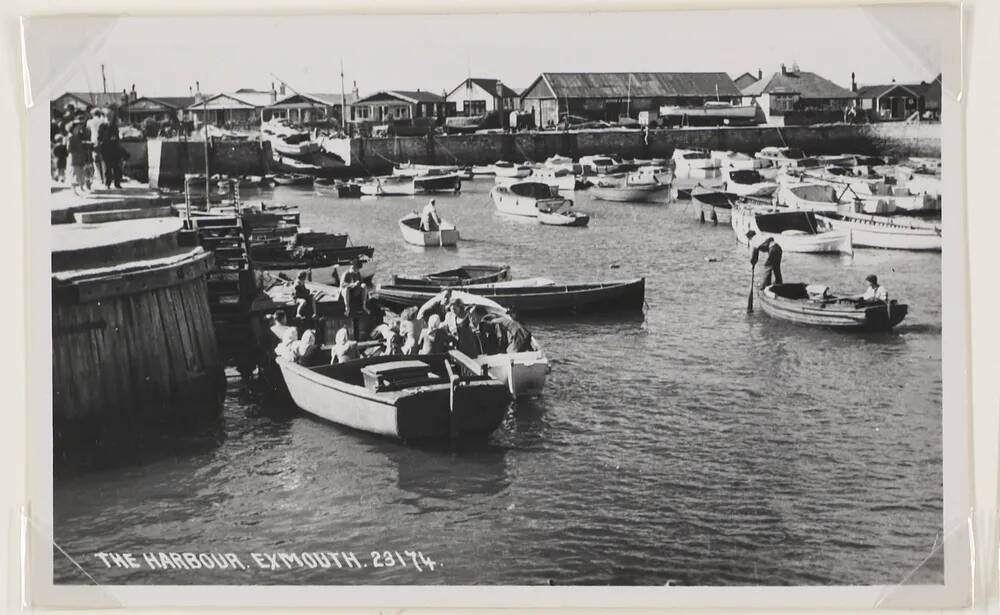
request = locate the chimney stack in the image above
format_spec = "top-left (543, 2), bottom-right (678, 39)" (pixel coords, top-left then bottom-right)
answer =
top-left (780, 63), bottom-right (786, 75)
top-left (279, 83), bottom-right (286, 96)
top-left (758, 68), bottom-right (762, 80)
top-left (851, 72), bottom-right (857, 92)
top-left (189, 85), bottom-right (193, 97)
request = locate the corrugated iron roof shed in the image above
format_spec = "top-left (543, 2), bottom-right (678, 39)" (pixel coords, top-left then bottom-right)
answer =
top-left (526, 72), bottom-right (741, 99)
top-left (741, 71), bottom-right (855, 98)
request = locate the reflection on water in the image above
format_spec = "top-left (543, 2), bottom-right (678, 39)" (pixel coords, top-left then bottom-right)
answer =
top-left (54, 180), bottom-right (943, 586)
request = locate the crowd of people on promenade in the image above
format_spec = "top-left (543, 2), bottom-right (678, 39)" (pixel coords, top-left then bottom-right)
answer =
top-left (51, 104), bottom-right (130, 195)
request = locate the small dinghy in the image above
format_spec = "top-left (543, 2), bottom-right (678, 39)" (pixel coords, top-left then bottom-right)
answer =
top-left (391, 264), bottom-right (511, 287)
top-left (398, 213), bottom-right (459, 247)
top-left (413, 171), bottom-right (463, 193)
top-left (537, 207), bottom-right (590, 227)
top-left (314, 177), bottom-right (362, 198)
top-left (590, 177), bottom-right (671, 203)
top-left (691, 187), bottom-right (737, 224)
top-left (758, 283), bottom-right (908, 330)
top-left (278, 351), bottom-right (510, 440)
top-left (272, 173), bottom-right (314, 186)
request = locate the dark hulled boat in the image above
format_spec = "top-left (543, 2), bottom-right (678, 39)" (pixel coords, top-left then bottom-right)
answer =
top-left (373, 278), bottom-right (646, 316)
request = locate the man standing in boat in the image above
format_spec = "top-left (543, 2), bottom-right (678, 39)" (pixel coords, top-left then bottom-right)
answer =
top-left (747, 232), bottom-right (783, 288)
top-left (420, 198), bottom-right (442, 231)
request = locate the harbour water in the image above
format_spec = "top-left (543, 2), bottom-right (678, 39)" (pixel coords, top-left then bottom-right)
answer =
top-left (54, 179), bottom-right (943, 586)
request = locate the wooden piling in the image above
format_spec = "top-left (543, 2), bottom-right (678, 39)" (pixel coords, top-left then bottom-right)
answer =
top-left (51, 215), bottom-right (225, 460)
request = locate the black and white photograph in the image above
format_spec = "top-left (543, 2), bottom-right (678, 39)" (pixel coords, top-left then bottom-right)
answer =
top-left (22, 4), bottom-right (971, 609)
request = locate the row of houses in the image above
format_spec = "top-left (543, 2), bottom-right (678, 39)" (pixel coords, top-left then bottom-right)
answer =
top-left (52, 66), bottom-right (942, 131)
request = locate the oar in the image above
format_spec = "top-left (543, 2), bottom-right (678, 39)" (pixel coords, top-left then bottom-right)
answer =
top-left (747, 264), bottom-right (756, 313)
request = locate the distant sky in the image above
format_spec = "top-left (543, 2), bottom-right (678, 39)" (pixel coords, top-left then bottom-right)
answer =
top-left (43, 7), bottom-right (947, 99)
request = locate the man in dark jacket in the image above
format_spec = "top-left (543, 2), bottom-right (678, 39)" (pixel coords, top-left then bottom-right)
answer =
top-left (749, 233), bottom-right (783, 289)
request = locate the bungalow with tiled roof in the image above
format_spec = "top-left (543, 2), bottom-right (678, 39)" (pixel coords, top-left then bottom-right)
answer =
top-left (351, 90), bottom-right (454, 124)
top-left (855, 74), bottom-right (942, 121)
top-left (741, 64), bottom-right (856, 125)
top-left (265, 92), bottom-right (358, 124)
top-left (185, 90), bottom-right (277, 127)
top-left (51, 91), bottom-right (129, 113)
top-left (120, 96), bottom-right (196, 124)
top-left (446, 78), bottom-right (520, 116)
top-left (520, 72), bottom-right (742, 127)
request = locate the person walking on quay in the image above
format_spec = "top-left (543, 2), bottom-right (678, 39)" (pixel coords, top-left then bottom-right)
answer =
top-left (66, 123), bottom-right (89, 195)
top-left (99, 112), bottom-right (125, 189)
top-left (86, 108), bottom-right (108, 187)
top-left (748, 232), bottom-right (783, 289)
top-left (52, 135), bottom-right (68, 183)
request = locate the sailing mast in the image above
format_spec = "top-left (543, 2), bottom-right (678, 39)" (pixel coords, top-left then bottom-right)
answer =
top-left (626, 73), bottom-right (632, 119)
top-left (340, 58), bottom-right (348, 136)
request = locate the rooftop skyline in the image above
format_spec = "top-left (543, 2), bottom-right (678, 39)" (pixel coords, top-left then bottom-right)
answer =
top-left (32, 7), bottom-right (948, 101)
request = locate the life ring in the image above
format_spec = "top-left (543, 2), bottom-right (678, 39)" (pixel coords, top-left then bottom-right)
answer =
top-left (565, 199), bottom-right (574, 209)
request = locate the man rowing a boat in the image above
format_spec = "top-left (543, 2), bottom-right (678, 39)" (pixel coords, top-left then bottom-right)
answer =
top-left (854, 274), bottom-right (889, 306)
top-left (747, 231), bottom-right (783, 288)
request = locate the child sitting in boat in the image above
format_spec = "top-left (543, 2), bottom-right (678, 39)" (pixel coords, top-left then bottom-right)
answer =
top-left (419, 314), bottom-right (453, 354)
top-left (399, 307), bottom-right (425, 355)
top-left (331, 328), bottom-right (361, 364)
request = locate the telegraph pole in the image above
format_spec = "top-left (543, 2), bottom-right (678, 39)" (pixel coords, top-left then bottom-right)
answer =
top-left (101, 64), bottom-right (107, 94)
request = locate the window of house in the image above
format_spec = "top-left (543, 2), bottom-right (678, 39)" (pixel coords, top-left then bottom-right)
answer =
top-left (466, 100), bottom-right (487, 115)
top-left (769, 94), bottom-right (797, 113)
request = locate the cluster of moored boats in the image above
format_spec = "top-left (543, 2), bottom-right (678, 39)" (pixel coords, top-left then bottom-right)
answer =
top-left (237, 144), bottom-right (939, 443)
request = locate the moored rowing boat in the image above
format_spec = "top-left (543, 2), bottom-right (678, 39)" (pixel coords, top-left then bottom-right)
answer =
top-left (374, 278), bottom-right (646, 316)
top-left (758, 283), bottom-right (907, 330)
top-left (814, 212), bottom-right (941, 251)
top-left (398, 213), bottom-right (460, 247)
top-left (277, 351), bottom-right (509, 440)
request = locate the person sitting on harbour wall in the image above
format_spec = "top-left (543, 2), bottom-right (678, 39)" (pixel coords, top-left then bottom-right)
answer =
top-left (420, 199), bottom-right (442, 231)
top-left (855, 274), bottom-right (889, 306)
top-left (747, 231), bottom-right (783, 289)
